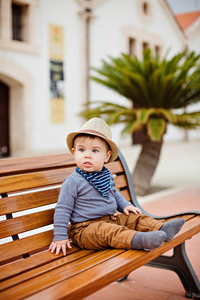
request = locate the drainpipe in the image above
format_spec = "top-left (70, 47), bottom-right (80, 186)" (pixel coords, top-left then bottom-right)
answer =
top-left (78, 2), bottom-right (93, 106)
top-left (85, 7), bottom-right (91, 104)
top-left (183, 44), bottom-right (188, 142)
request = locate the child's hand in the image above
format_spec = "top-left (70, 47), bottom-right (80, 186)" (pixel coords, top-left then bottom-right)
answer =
top-left (113, 210), bottom-right (121, 216)
top-left (49, 239), bottom-right (72, 256)
top-left (124, 205), bottom-right (142, 215)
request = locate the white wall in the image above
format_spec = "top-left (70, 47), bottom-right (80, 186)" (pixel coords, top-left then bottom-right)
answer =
top-left (88, 0), bottom-right (188, 145)
top-left (0, 0), bottom-right (84, 155)
top-left (31, 0), bottom-right (83, 153)
top-left (185, 19), bottom-right (200, 141)
top-left (0, 0), bottom-right (199, 157)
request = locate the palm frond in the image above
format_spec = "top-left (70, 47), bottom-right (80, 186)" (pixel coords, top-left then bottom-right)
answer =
top-left (157, 108), bottom-right (177, 123)
top-left (188, 111), bottom-right (200, 124)
top-left (147, 118), bottom-right (166, 141)
top-left (106, 108), bottom-right (136, 125)
top-left (176, 111), bottom-right (200, 128)
top-left (121, 119), bottom-right (142, 135)
top-left (136, 108), bottom-right (155, 124)
top-left (90, 49), bottom-right (200, 110)
top-left (80, 101), bottom-right (137, 125)
top-left (80, 49), bottom-right (200, 141)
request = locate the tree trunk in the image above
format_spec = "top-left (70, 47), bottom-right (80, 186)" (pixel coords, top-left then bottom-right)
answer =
top-left (132, 132), bottom-right (163, 196)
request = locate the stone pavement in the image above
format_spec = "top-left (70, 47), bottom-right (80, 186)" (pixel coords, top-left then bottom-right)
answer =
top-left (120, 140), bottom-right (200, 191)
top-left (84, 140), bottom-right (200, 300)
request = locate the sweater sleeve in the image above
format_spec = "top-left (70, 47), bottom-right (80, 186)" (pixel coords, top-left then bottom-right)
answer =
top-left (53, 176), bottom-right (77, 241)
top-left (110, 175), bottom-right (133, 212)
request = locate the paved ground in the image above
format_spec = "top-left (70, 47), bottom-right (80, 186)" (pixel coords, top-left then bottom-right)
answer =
top-left (84, 140), bottom-right (200, 300)
top-left (120, 140), bottom-right (200, 190)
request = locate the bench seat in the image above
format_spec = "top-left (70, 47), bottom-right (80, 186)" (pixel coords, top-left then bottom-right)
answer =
top-left (0, 150), bottom-right (200, 299)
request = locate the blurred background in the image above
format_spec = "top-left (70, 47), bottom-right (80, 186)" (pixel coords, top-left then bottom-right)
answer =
top-left (0, 0), bottom-right (200, 158)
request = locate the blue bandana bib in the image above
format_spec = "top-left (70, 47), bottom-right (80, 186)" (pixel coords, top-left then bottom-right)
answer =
top-left (76, 166), bottom-right (111, 196)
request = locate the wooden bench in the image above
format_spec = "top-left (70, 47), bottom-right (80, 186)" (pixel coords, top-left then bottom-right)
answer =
top-left (0, 150), bottom-right (200, 300)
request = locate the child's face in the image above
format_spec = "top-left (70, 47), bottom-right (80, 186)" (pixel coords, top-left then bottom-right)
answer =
top-left (71, 136), bottom-right (111, 172)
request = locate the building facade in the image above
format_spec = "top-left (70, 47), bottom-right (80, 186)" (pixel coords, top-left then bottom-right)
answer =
top-left (0, 0), bottom-right (199, 157)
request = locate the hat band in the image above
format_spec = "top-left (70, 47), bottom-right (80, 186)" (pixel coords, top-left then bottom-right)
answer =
top-left (79, 129), bottom-right (108, 140)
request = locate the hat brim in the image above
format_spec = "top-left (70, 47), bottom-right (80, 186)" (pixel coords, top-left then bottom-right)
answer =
top-left (66, 130), bottom-right (118, 163)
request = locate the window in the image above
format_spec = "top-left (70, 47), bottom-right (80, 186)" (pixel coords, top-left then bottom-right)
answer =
top-left (143, 1), bottom-right (149, 15)
top-left (155, 45), bottom-right (161, 56)
top-left (12, 3), bottom-right (29, 42)
top-left (129, 38), bottom-right (136, 57)
top-left (128, 34), bottom-right (163, 60)
top-left (143, 41), bottom-right (149, 51)
top-left (138, 0), bottom-right (152, 22)
top-left (0, 0), bottom-right (39, 54)
top-left (12, 3), bottom-right (22, 41)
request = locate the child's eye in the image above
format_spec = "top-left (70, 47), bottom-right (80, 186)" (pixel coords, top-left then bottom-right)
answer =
top-left (92, 149), bottom-right (98, 153)
top-left (78, 148), bottom-right (85, 152)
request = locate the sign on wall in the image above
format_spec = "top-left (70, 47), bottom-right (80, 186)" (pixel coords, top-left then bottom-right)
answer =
top-left (49, 24), bottom-right (65, 123)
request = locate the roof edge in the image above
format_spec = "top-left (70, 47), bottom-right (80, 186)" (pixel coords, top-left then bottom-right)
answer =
top-left (160, 0), bottom-right (186, 44)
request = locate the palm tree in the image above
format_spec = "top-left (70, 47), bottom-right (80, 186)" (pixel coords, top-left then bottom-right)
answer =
top-left (80, 49), bottom-right (200, 196)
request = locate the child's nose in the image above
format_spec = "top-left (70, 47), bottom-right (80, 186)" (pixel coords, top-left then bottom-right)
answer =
top-left (84, 151), bottom-right (91, 158)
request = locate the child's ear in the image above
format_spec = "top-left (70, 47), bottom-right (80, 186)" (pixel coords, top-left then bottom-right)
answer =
top-left (105, 151), bottom-right (112, 163)
top-left (71, 148), bottom-right (75, 154)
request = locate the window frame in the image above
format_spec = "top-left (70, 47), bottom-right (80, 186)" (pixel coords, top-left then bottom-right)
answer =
top-left (0, 0), bottom-right (39, 54)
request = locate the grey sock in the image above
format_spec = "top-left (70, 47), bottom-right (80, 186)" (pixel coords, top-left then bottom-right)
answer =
top-left (131, 231), bottom-right (167, 250)
top-left (160, 218), bottom-right (185, 242)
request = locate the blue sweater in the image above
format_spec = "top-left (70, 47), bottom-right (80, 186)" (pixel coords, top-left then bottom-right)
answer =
top-left (53, 171), bottom-right (132, 241)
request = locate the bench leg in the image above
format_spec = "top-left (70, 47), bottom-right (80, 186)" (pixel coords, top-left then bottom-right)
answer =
top-left (117, 275), bottom-right (129, 282)
top-left (146, 242), bottom-right (200, 299)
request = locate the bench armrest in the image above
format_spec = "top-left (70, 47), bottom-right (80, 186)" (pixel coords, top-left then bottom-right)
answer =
top-left (118, 149), bottom-right (200, 220)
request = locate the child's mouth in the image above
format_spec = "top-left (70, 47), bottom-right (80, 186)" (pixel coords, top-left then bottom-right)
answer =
top-left (84, 162), bottom-right (92, 167)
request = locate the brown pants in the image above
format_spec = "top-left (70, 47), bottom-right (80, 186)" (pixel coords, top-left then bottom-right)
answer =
top-left (68, 213), bottom-right (163, 250)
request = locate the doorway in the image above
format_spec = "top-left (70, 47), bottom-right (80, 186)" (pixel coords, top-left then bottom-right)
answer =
top-left (0, 81), bottom-right (10, 157)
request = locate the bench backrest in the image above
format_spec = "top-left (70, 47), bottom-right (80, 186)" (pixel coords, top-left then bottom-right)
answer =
top-left (0, 151), bottom-right (137, 266)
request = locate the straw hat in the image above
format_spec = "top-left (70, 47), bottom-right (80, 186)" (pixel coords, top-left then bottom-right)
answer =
top-left (66, 118), bottom-right (118, 163)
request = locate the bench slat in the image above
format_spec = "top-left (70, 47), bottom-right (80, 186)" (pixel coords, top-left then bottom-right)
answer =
top-left (0, 161), bottom-right (124, 194)
top-left (119, 189), bottom-right (131, 201)
top-left (0, 155), bottom-right (122, 176)
top-left (0, 248), bottom-right (96, 291)
top-left (1, 215), bottom-right (200, 299)
top-left (0, 189), bottom-right (59, 215)
top-left (0, 247), bottom-right (80, 281)
top-left (0, 249), bottom-right (126, 300)
top-left (0, 230), bottom-right (53, 263)
top-left (0, 153), bottom-right (75, 175)
top-left (15, 218), bottom-right (200, 300)
top-left (0, 209), bottom-right (54, 239)
top-left (106, 160), bottom-right (124, 174)
top-left (26, 250), bottom-right (155, 300)
top-left (0, 167), bottom-right (75, 194)
top-left (177, 215), bottom-right (200, 237)
top-left (114, 174), bottom-right (127, 189)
